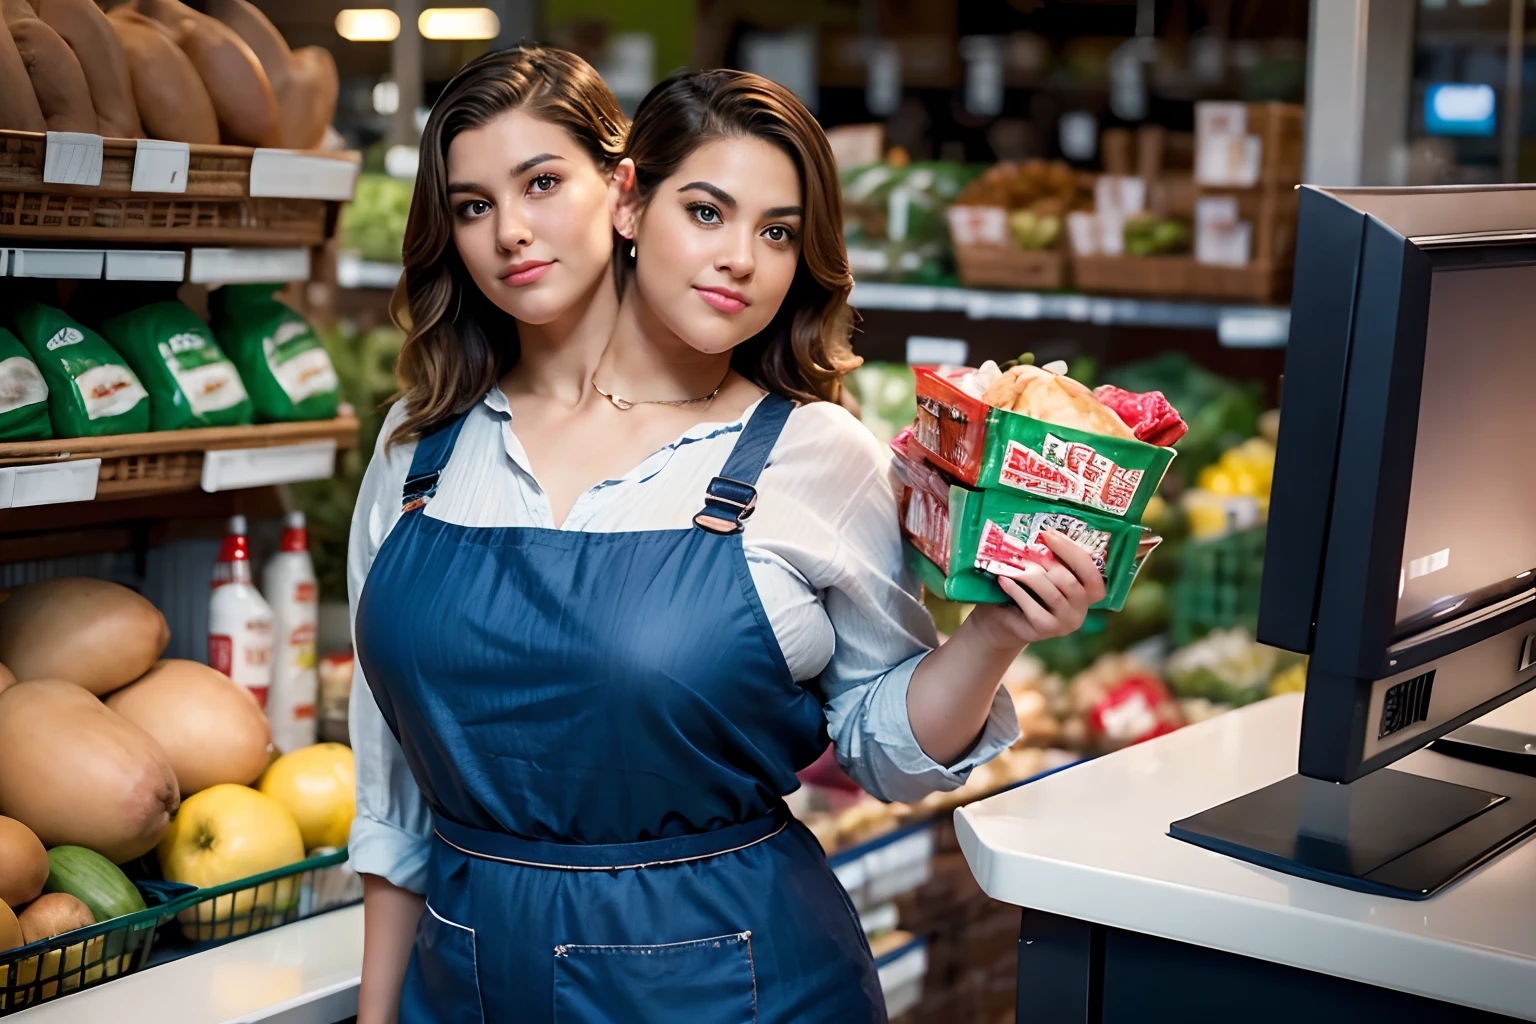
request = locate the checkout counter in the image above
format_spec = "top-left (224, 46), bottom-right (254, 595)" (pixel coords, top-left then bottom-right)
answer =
top-left (958, 693), bottom-right (1536, 1023)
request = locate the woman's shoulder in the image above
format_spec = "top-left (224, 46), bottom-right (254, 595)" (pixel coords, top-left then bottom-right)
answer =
top-left (756, 399), bottom-right (894, 526)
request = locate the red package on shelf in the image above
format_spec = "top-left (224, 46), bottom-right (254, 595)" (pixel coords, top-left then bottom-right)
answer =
top-left (1092, 386), bottom-right (1188, 448)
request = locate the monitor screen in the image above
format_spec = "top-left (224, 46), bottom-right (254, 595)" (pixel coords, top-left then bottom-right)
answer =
top-left (1396, 264), bottom-right (1536, 639)
top-left (1424, 83), bottom-right (1497, 137)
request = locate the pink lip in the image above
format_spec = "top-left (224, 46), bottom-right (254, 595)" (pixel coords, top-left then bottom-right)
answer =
top-left (500, 260), bottom-right (553, 286)
top-left (694, 286), bottom-right (749, 313)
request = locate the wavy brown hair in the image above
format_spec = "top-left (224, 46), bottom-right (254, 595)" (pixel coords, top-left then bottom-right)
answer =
top-left (617, 70), bottom-right (859, 404)
top-left (389, 46), bottom-right (627, 447)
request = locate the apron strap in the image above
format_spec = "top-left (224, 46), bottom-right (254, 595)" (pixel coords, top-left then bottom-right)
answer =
top-left (401, 407), bottom-right (474, 512)
top-left (693, 394), bottom-right (793, 535)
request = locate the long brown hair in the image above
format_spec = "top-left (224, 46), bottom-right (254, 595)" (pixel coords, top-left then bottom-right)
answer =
top-left (618, 70), bottom-right (859, 404)
top-left (389, 46), bottom-right (627, 447)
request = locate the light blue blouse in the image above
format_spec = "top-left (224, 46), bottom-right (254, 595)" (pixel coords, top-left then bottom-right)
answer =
top-left (347, 390), bottom-right (1020, 893)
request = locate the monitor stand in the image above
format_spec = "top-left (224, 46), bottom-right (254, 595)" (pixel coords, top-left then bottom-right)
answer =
top-left (1169, 759), bottom-right (1536, 900)
top-left (1431, 724), bottom-right (1536, 775)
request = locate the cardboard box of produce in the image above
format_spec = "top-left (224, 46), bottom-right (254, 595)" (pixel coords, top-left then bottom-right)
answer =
top-left (912, 366), bottom-right (1174, 521)
top-left (895, 433), bottom-right (1159, 611)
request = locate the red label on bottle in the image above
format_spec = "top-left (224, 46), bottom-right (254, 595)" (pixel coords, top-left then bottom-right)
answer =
top-left (295, 582), bottom-right (317, 603)
top-left (209, 635), bottom-right (232, 675)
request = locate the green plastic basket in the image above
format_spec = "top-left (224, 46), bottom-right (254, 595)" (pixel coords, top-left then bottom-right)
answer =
top-left (1170, 527), bottom-right (1267, 645)
top-left (0, 884), bottom-right (178, 1015)
top-left (164, 848), bottom-right (361, 946)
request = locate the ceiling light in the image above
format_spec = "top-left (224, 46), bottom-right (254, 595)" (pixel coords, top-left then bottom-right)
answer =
top-left (335, 9), bottom-right (400, 42)
top-left (418, 7), bottom-right (499, 41)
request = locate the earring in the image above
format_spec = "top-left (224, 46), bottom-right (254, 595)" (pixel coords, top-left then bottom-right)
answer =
top-left (630, 243), bottom-right (636, 258)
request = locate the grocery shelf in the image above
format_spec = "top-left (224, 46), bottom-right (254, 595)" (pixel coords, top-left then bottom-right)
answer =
top-left (0, 246), bottom-right (313, 284)
top-left (848, 281), bottom-right (1292, 348)
top-left (0, 414), bottom-right (359, 509)
top-left (8, 905), bottom-right (363, 1024)
top-left (0, 130), bottom-right (357, 249)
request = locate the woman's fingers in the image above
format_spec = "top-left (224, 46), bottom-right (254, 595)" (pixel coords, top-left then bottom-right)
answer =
top-left (1039, 530), bottom-right (1107, 603)
top-left (998, 576), bottom-right (1058, 636)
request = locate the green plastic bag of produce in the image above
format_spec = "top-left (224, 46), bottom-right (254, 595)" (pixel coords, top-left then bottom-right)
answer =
top-left (100, 301), bottom-right (253, 431)
top-left (13, 303), bottom-right (149, 438)
top-left (211, 285), bottom-right (339, 422)
top-left (0, 327), bottom-right (51, 441)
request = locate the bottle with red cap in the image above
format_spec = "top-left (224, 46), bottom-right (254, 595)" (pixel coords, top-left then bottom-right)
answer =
top-left (209, 514), bottom-right (275, 708)
top-left (263, 510), bottom-right (319, 751)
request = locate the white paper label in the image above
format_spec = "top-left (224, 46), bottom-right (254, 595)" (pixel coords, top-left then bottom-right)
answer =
top-left (75, 365), bottom-right (148, 420)
top-left (132, 139), bottom-right (190, 193)
top-left (43, 132), bottom-right (103, 187)
top-left (905, 336), bottom-right (968, 366)
top-left (0, 356), bottom-right (48, 415)
top-left (249, 150), bottom-right (360, 201)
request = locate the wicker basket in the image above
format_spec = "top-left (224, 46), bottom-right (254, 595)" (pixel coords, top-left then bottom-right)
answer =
top-left (1071, 255), bottom-right (1289, 304)
top-left (953, 244), bottom-right (1067, 291)
top-left (0, 190), bottom-right (329, 246)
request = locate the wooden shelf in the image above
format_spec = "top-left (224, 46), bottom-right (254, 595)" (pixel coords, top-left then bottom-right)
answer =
top-left (0, 415), bottom-right (359, 510)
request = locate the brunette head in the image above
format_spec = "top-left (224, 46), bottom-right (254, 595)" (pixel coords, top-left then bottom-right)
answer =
top-left (610, 70), bottom-right (858, 404)
top-left (392, 46), bottom-right (627, 446)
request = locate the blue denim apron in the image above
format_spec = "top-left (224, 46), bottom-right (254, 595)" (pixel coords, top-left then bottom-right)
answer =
top-left (355, 395), bottom-right (885, 1023)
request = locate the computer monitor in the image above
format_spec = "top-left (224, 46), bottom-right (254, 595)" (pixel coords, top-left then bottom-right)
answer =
top-left (1170, 183), bottom-right (1536, 899)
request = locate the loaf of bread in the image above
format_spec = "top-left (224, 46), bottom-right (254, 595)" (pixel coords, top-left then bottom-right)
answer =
top-left (982, 364), bottom-right (1137, 439)
top-left (32, 0), bottom-right (140, 138)
top-left (0, 19), bottom-right (46, 131)
top-left (130, 0), bottom-right (281, 148)
top-left (7, 15), bottom-right (96, 133)
top-left (204, 0), bottom-right (336, 149)
top-left (106, 9), bottom-right (218, 144)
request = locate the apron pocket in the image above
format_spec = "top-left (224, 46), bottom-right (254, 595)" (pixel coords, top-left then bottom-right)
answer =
top-left (409, 902), bottom-right (486, 1024)
top-left (552, 931), bottom-right (757, 1024)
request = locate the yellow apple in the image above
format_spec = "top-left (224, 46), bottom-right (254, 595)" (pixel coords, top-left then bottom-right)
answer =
top-left (158, 785), bottom-right (305, 941)
top-left (258, 744), bottom-right (356, 853)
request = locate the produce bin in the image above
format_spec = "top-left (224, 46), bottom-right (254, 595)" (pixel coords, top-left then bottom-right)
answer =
top-left (912, 366), bottom-right (1174, 521)
top-left (0, 882), bottom-right (183, 1014)
top-left (162, 848), bottom-right (362, 947)
top-left (952, 243), bottom-right (1067, 291)
top-left (1170, 527), bottom-right (1267, 645)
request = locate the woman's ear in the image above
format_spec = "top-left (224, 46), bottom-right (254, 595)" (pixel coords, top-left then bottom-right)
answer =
top-left (609, 158), bottom-right (639, 238)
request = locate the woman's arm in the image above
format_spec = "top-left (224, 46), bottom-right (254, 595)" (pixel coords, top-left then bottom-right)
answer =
top-left (905, 531), bottom-right (1104, 765)
top-left (358, 875), bottom-right (425, 1024)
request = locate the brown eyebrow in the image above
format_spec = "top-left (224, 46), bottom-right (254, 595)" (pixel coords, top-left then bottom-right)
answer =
top-left (678, 181), bottom-right (736, 207)
top-left (513, 153), bottom-right (562, 175)
top-left (764, 206), bottom-right (803, 218)
top-left (446, 153), bottom-right (563, 195)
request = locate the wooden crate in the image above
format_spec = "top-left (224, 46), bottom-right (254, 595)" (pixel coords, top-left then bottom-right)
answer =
top-left (1071, 254), bottom-right (1289, 304)
top-left (0, 189), bottom-right (328, 245)
top-left (953, 244), bottom-right (1067, 291)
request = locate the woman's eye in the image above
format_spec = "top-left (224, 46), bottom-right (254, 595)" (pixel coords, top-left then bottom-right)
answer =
top-left (529, 174), bottom-right (559, 194)
top-left (458, 200), bottom-right (491, 218)
top-left (689, 203), bottom-right (721, 225)
top-left (764, 225), bottom-right (792, 243)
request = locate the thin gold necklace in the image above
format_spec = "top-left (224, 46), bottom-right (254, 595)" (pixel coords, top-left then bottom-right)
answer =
top-left (591, 368), bottom-right (731, 411)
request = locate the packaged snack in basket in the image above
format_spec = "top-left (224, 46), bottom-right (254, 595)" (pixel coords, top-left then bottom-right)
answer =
top-left (0, 327), bottom-right (51, 441)
top-left (12, 303), bottom-right (149, 438)
top-left (210, 285), bottom-right (339, 423)
top-left (100, 302), bottom-right (254, 431)
top-left (912, 365), bottom-right (1175, 521)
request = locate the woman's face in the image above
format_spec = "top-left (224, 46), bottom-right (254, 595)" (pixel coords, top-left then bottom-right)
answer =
top-left (624, 137), bottom-right (803, 354)
top-left (447, 109), bottom-right (614, 325)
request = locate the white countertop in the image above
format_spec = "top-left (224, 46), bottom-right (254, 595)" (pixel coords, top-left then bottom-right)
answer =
top-left (956, 692), bottom-right (1536, 1020)
top-left (14, 906), bottom-right (362, 1024)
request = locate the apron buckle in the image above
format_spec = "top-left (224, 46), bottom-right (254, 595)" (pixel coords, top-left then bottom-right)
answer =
top-left (694, 476), bottom-right (757, 535)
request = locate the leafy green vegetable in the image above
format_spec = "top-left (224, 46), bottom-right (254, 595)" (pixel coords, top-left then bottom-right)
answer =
top-left (339, 174), bottom-right (413, 264)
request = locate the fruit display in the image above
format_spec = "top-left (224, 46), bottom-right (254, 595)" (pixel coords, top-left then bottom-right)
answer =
top-left (41, 847), bottom-right (146, 923)
top-left (1164, 627), bottom-right (1302, 707)
top-left (0, 816), bottom-right (48, 909)
top-left (842, 160), bottom-right (980, 284)
top-left (3, 0), bottom-right (336, 147)
top-left (953, 160), bottom-right (1091, 252)
top-left (340, 174), bottom-right (414, 265)
top-left (0, 578), bottom-right (168, 695)
top-left (1184, 435), bottom-right (1277, 539)
top-left (1124, 214), bottom-right (1192, 256)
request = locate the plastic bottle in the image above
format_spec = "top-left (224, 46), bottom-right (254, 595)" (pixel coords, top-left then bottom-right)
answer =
top-left (209, 514), bottom-right (274, 709)
top-left (263, 511), bottom-right (319, 751)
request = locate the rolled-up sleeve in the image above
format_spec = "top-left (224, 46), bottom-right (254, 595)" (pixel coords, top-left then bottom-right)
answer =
top-left (808, 412), bottom-right (1020, 804)
top-left (346, 407), bottom-right (434, 893)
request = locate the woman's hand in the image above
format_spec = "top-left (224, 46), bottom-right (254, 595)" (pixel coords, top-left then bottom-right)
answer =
top-left (964, 531), bottom-right (1107, 650)
top-left (905, 531), bottom-right (1106, 767)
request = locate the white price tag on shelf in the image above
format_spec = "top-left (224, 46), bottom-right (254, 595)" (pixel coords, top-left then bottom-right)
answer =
top-left (43, 131), bottom-right (103, 187)
top-left (131, 139), bottom-right (191, 193)
top-left (1218, 309), bottom-right (1291, 348)
top-left (189, 247), bottom-right (310, 284)
top-left (905, 336), bottom-right (968, 366)
top-left (200, 440), bottom-right (337, 493)
top-left (0, 459), bottom-right (100, 509)
top-left (105, 250), bottom-right (186, 281)
top-left (11, 248), bottom-right (104, 279)
top-left (249, 149), bottom-right (361, 201)
top-left (0, 248), bottom-right (8, 275)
